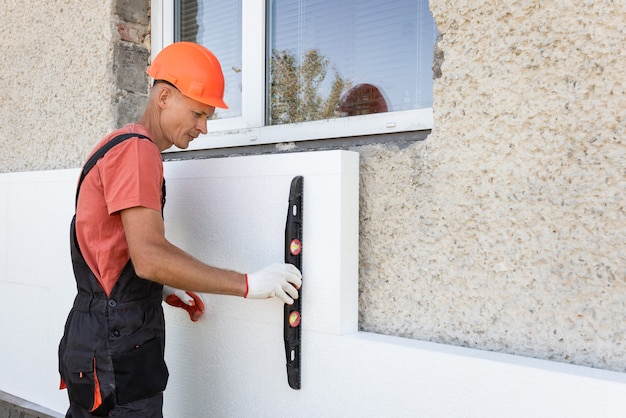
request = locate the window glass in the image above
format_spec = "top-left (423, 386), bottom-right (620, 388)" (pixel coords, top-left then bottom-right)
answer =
top-left (268, 0), bottom-right (437, 125)
top-left (160, 0), bottom-right (437, 148)
top-left (175, 0), bottom-right (242, 119)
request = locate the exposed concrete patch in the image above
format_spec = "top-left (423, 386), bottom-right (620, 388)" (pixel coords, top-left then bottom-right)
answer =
top-left (0, 391), bottom-right (63, 418)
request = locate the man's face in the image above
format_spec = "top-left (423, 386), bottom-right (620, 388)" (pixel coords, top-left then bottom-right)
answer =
top-left (160, 87), bottom-right (216, 150)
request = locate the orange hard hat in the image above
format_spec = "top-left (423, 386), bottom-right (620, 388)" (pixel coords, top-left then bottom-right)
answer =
top-left (147, 42), bottom-right (228, 109)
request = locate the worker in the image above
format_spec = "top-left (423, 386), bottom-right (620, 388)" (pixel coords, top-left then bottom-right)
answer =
top-left (58, 42), bottom-right (302, 417)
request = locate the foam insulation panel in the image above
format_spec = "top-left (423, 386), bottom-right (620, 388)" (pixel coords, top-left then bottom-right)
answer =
top-left (160, 150), bottom-right (360, 415)
top-left (0, 168), bottom-right (80, 412)
top-left (1, 151), bottom-right (626, 417)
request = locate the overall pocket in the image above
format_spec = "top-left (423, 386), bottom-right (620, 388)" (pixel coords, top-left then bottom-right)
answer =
top-left (112, 337), bottom-right (169, 404)
top-left (60, 350), bottom-right (106, 414)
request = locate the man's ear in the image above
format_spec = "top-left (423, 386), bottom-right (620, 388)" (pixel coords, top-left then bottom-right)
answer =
top-left (157, 85), bottom-right (174, 109)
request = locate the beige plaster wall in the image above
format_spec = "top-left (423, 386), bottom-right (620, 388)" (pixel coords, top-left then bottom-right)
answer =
top-left (359, 0), bottom-right (626, 372)
top-left (0, 0), bottom-right (117, 171)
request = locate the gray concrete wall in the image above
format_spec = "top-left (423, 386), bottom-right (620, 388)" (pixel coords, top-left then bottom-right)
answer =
top-left (0, 0), bottom-right (624, 375)
top-left (0, 391), bottom-right (63, 418)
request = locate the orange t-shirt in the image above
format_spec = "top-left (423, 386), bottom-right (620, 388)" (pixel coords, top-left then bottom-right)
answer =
top-left (75, 124), bottom-right (163, 296)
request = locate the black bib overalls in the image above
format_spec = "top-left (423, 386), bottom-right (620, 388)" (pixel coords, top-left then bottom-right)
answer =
top-left (58, 134), bottom-right (169, 416)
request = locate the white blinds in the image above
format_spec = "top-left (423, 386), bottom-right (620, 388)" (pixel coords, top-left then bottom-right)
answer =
top-left (268, 0), bottom-right (438, 124)
top-left (176, 0), bottom-right (243, 119)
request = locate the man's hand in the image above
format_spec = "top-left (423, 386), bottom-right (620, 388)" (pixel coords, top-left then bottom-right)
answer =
top-left (245, 263), bottom-right (302, 304)
top-left (163, 285), bottom-right (205, 322)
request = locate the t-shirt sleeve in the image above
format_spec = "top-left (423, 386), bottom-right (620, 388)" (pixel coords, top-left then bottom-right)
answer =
top-left (97, 138), bottom-right (163, 215)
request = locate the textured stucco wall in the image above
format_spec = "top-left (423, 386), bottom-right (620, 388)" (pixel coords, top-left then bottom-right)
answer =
top-left (359, 0), bottom-right (626, 372)
top-left (0, 0), bottom-right (150, 172)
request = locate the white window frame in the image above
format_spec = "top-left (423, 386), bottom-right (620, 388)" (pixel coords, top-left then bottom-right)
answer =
top-left (151, 0), bottom-right (434, 152)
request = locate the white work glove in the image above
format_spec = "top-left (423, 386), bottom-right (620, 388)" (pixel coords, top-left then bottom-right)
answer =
top-left (163, 285), bottom-right (206, 322)
top-left (245, 263), bottom-right (302, 305)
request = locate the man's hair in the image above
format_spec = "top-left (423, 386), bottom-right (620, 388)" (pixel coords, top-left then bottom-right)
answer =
top-left (153, 79), bottom-right (179, 90)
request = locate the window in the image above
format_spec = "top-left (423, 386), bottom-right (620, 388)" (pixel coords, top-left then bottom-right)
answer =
top-left (152, 0), bottom-right (438, 150)
top-left (175, 0), bottom-right (243, 121)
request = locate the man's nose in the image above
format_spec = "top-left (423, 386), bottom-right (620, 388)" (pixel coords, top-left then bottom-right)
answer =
top-left (197, 118), bottom-right (208, 135)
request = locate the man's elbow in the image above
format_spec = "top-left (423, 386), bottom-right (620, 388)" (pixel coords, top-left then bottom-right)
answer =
top-left (129, 252), bottom-right (163, 282)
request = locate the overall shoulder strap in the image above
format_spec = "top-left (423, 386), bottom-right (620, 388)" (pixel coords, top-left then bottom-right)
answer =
top-left (75, 133), bottom-right (152, 208)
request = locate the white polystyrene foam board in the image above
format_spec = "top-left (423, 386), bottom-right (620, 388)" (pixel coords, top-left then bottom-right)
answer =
top-left (1, 151), bottom-right (625, 417)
